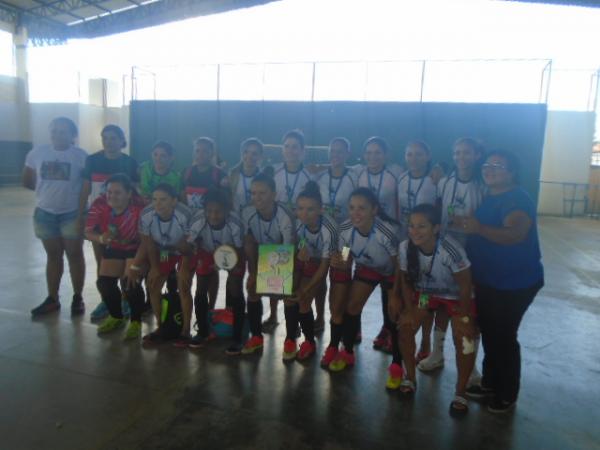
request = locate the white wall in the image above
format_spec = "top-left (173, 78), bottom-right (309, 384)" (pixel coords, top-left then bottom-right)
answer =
top-left (28, 103), bottom-right (130, 154)
top-left (0, 75), bottom-right (28, 141)
top-left (537, 110), bottom-right (596, 215)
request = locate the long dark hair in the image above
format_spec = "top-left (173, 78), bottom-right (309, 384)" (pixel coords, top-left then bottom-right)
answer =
top-left (406, 204), bottom-right (441, 287)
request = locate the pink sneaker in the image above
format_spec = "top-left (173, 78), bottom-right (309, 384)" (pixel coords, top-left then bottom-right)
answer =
top-left (373, 326), bottom-right (389, 349)
top-left (386, 362), bottom-right (404, 390)
top-left (297, 341), bottom-right (316, 361)
top-left (320, 346), bottom-right (338, 367)
top-left (328, 349), bottom-right (355, 372)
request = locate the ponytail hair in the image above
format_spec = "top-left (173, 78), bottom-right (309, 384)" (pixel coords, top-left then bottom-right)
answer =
top-left (252, 172), bottom-right (276, 192)
top-left (297, 180), bottom-right (322, 206)
top-left (406, 203), bottom-right (441, 288)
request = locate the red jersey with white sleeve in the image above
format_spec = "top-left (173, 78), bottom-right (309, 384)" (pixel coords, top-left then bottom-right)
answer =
top-left (86, 196), bottom-right (144, 251)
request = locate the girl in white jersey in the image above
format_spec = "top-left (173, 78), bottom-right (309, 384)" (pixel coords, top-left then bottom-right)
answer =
top-left (315, 137), bottom-right (357, 224)
top-left (418, 138), bottom-right (485, 374)
top-left (267, 130), bottom-right (315, 330)
top-left (328, 188), bottom-right (404, 389)
top-left (177, 188), bottom-right (245, 353)
top-left (396, 140), bottom-right (437, 361)
top-left (229, 138), bottom-right (265, 215)
top-left (390, 204), bottom-right (476, 417)
top-left (282, 182), bottom-right (338, 361)
top-left (126, 184), bottom-right (192, 343)
top-left (242, 173), bottom-right (295, 354)
top-left (356, 137), bottom-right (402, 353)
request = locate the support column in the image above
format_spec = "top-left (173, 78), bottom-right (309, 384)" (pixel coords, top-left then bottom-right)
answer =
top-left (13, 25), bottom-right (31, 142)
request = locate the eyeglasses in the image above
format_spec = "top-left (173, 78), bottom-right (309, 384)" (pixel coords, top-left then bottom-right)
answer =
top-left (482, 163), bottom-right (507, 171)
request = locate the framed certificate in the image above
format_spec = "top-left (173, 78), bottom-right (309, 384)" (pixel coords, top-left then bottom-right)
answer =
top-left (256, 244), bottom-right (295, 296)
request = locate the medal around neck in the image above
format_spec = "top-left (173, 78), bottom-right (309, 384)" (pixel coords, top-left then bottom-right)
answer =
top-left (213, 245), bottom-right (238, 271)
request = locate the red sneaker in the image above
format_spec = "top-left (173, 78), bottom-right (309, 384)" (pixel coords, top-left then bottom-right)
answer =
top-left (282, 338), bottom-right (297, 361)
top-left (328, 349), bottom-right (355, 372)
top-left (372, 326), bottom-right (389, 349)
top-left (297, 341), bottom-right (316, 361)
top-left (320, 346), bottom-right (338, 367)
top-left (241, 335), bottom-right (264, 354)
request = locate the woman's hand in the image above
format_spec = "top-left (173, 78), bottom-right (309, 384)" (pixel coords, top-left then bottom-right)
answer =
top-left (451, 215), bottom-right (480, 235)
top-left (330, 252), bottom-right (350, 270)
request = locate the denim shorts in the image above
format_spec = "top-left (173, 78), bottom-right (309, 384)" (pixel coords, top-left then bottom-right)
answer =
top-left (33, 208), bottom-right (81, 240)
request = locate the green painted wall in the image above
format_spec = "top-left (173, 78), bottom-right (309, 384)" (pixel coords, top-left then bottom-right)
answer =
top-left (129, 100), bottom-right (547, 201)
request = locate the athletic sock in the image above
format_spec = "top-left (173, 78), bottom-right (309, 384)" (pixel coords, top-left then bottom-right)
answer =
top-left (96, 276), bottom-right (123, 319)
top-left (194, 285), bottom-right (210, 338)
top-left (284, 303), bottom-right (300, 341)
top-left (388, 325), bottom-right (402, 365)
top-left (342, 313), bottom-right (360, 353)
top-left (247, 301), bottom-right (263, 336)
top-left (431, 326), bottom-right (446, 357)
top-left (330, 321), bottom-right (343, 348)
top-left (123, 283), bottom-right (145, 322)
top-left (299, 310), bottom-right (315, 343)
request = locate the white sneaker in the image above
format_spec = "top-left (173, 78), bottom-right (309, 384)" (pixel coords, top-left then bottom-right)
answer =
top-left (467, 367), bottom-right (482, 387)
top-left (417, 352), bottom-right (444, 372)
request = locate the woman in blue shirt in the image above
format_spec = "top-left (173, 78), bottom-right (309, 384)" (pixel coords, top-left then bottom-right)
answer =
top-left (453, 150), bottom-right (544, 414)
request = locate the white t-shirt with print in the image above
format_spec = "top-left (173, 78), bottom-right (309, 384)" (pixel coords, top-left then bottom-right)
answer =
top-left (24, 144), bottom-right (88, 214)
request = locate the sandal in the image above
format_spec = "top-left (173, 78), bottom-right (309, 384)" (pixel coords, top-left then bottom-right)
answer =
top-left (399, 379), bottom-right (416, 396)
top-left (449, 395), bottom-right (469, 418)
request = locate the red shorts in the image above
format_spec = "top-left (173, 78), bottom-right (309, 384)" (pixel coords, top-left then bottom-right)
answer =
top-left (329, 267), bottom-right (352, 284)
top-left (295, 258), bottom-right (320, 278)
top-left (414, 292), bottom-right (477, 317)
top-left (159, 254), bottom-right (181, 275)
top-left (354, 265), bottom-right (395, 289)
top-left (190, 249), bottom-right (245, 278)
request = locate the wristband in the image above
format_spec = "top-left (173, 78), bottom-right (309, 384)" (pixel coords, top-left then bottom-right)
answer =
top-left (130, 265), bottom-right (141, 271)
top-left (99, 235), bottom-right (104, 244)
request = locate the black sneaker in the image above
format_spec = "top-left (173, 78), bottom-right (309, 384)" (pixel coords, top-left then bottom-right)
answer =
top-left (71, 294), bottom-right (85, 316)
top-left (31, 296), bottom-right (61, 316)
top-left (465, 384), bottom-right (494, 400)
top-left (225, 343), bottom-right (243, 356)
top-left (488, 398), bottom-right (516, 414)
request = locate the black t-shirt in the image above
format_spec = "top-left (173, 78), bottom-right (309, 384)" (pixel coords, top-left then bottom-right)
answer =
top-left (182, 165), bottom-right (226, 210)
top-left (82, 151), bottom-right (139, 203)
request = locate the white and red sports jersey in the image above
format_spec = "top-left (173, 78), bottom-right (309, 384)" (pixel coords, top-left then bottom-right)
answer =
top-left (315, 168), bottom-right (357, 224)
top-left (338, 217), bottom-right (399, 276)
top-left (187, 210), bottom-right (244, 252)
top-left (243, 202), bottom-right (295, 245)
top-left (437, 173), bottom-right (485, 246)
top-left (354, 165), bottom-right (401, 220)
top-left (86, 197), bottom-right (143, 251)
top-left (139, 203), bottom-right (192, 251)
top-left (295, 213), bottom-right (338, 259)
top-left (272, 163), bottom-right (314, 209)
top-left (398, 235), bottom-right (470, 300)
top-left (397, 171), bottom-right (437, 239)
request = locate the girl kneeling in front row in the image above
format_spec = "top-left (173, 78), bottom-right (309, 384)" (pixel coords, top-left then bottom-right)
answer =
top-left (391, 204), bottom-right (476, 416)
top-left (178, 188), bottom-right (246, 354)
top-left (328, 188), bottom-right (404, 391)
top-left (283, 182), bottom-right (338, 361)
top-left (85, 174), bottom-right (146, 339)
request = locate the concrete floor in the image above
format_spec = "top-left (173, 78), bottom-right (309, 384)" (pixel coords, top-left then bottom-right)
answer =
top-left (1, 186), bottom-right (599, 450)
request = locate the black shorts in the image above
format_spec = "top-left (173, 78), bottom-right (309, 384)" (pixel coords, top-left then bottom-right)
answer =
top-left (102, 247), bottom-right (137, 260)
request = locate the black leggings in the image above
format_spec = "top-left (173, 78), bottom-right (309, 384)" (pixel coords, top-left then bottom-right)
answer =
top-left (96, 276), bottom-right (145, 321)
top-left (194, 272), bottom-right (245, 341)
top-left (475, 281), bottom-right (542, 403)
